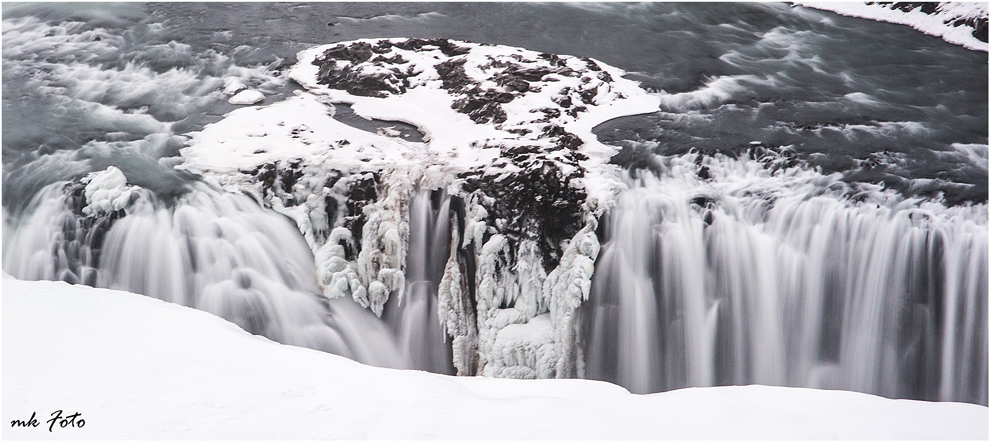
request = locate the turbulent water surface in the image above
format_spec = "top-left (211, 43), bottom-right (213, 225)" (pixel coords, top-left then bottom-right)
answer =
top-left (3, 3), bottom-right (987, 405)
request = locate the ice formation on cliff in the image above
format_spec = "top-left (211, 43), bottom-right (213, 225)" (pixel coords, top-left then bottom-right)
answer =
top-left (179, 38), bottom-right (661, 377)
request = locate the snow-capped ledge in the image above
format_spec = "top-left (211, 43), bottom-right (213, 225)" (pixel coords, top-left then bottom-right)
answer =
top-left (796, 2), bottom-right (989, 51)
top-left (80, 166), bottom-right (133, 216)
top-left (5, 278), bottom-right (988, 439)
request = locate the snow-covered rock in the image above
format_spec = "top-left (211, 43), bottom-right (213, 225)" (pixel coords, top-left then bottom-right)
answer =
top-left (80, 165), bottom-right (133, 216)
top-left (180, 38), bottom-right (662, 378)
top-left (796, 2), bottom-right (988, 51)
top-left (228, 89), bottom-right (264, 105)
top-left (5, 277), bottom-right (988, 439)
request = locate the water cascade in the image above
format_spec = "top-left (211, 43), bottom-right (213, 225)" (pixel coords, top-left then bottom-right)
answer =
top-left (3, 180), bottom-right (406, 369)
top-left (583, 154), bottom-right (988, 404)
top-left (383, 187), bottom-right (456, 374)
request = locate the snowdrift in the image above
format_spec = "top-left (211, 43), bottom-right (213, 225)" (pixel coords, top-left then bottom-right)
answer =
top-left (4, 277), bottom-right (987, 439)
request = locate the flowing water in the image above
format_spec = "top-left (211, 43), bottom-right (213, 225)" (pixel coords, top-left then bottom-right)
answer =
top-left (383, 188), bottom-right (456, 374)
top-left (2, 3), bottom-right (986, 404)
top-left (582, 155), bottom-right (987, 404)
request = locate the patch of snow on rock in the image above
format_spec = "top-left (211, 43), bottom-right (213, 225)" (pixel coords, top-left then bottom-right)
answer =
top-left (81, 166), bottom-right (133, 216)
top-left (796, 2), bottom-right (988, 51)
top-left (228, 89), bottom-right (265, 105)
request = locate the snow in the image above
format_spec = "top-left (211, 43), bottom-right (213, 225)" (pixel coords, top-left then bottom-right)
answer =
top-left (228, 89), bottom-right (264, 105)
top-left (80, 165), bottom-right (133, 216)
top-left (795, 2), bottom-right (988, 51)
top-left (4, 276), bottom-right (988, 439)
top-left (204, 35), bottom-right (650, 185)
top-left (180, 91), bottom-right (418, 179)
top-left (286, 38), bottom-right (662, 208)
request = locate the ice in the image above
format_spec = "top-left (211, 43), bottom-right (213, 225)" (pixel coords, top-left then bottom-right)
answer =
top-left (488, 313), bottom-right (556, 379)
top-left (353, 168), bottom-right (415, 317)
top-left (546, 220), bottom-right (600, 378)
top-left (437, 221), bottom-right (479, 375)
top-left (314, 227), bottom-right (363, 300)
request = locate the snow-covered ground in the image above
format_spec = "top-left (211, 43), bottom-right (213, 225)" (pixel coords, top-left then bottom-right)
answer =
top-left (796, 2), bottom-right (988, 51)
top-left (4, 276), bottom-right (987, 439)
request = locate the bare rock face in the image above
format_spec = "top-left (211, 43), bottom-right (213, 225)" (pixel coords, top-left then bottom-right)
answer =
top-left (181, 38), bottom-right (661, 379)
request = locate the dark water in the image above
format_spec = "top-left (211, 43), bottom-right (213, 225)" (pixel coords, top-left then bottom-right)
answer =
top-left (3, 2), bottom-right (987, 404)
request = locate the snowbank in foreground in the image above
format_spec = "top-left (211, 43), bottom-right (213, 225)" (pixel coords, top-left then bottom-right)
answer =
top-left (4, 277), bottom-right (987, 439)
top-left (795, 2), bottom-right (988, 51)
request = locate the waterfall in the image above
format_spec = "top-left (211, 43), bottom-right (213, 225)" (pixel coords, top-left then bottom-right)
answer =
top-left (383, 187), bottom-right (456, 374)
top-left (3, 177), bottom-right (462, 375)
top-left (583, 154), bottom-right (988, 404)
top-left (5, 161), bottom-right (985, 404)
top-left (3, 181), bottom-right (406, 369)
